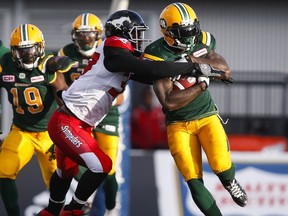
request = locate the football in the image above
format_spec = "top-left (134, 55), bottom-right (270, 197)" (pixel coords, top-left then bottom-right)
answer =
top-left (173, 75), bottom-right (197, 90)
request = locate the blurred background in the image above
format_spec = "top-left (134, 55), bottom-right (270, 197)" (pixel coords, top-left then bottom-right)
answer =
top-left (0, 0), bottom-right (288, 216)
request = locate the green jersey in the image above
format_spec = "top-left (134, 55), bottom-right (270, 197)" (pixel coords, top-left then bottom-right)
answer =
top-left (59, 43), bottom-right (120, 136)
top-left (0, 52), bottom-right (58, 131)
top-left (144, 31), bottom-right (218, 124)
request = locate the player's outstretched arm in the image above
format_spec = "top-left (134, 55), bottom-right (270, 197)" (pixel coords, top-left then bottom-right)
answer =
top-left (104, 46), bottom-right (197, 80)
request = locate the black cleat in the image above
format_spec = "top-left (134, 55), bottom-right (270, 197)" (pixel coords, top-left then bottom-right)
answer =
top-left (224, 178), bottom-right (248, 207)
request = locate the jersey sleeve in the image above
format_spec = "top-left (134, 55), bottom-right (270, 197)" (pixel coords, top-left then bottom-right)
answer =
top-left (190, 31), bottom-right (216, 57)
top-left (200, 31), bottom-right (216, 50)
top-left (103, 46), bottom-right (196, 80)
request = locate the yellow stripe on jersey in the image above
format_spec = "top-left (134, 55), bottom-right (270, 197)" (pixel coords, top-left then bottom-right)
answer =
top-left (49, 71), bottom-right (57, 84)
top-left (38, 54), bottom-right (54, 72)
top-left (57, 61), bottom-right (78, 73)
top-left (143, 53), bottom-right (164, 61)
top-left (201, 31), bottom-right (207, 44)
top-left (201, 31), bottom-right (211, 46)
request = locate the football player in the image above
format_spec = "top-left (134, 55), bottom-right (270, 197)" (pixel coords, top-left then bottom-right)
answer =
top-left (0, 24), bottom-right (75, 216)
top-left (37, 8), bottom-right (225, 216)
top-left (144, 2), bottom-right (247, 216)
top-left (58, 12), bottom-right (123, 214)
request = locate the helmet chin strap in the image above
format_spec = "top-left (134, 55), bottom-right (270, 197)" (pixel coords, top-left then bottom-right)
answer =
top-left (174, 39), bottom-right (192, 51)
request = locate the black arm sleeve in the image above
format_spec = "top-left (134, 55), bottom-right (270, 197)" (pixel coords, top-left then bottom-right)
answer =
top-left (130, 74), bottom-right (154, 85)
top-left (103, 46), bottom-right (196, 79)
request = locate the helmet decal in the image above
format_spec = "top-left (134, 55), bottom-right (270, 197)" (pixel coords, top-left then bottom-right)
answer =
top-left (159, 18), bottom-right (167, 29)
top-left (106, 16), bottom-right (131, 30)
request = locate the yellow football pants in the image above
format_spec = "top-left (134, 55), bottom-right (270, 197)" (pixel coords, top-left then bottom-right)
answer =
top-left (0, 125), bottom-right (56, 188)
top-left (167, 114), bottom-right (232, 181)
top-left (93, 132), bottom-right (119, 175)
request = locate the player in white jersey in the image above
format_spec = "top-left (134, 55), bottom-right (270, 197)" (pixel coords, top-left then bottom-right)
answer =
top-left (37, 9), bottom-right (223, 216)
top-left (62, 40), bottom-right (129, 127)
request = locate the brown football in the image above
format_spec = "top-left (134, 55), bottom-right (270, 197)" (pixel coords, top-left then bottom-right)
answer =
top-left (173, 75), bottom-right (197, 90)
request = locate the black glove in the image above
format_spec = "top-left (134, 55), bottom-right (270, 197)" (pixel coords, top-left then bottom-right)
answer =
top-left (210, 76), bottom-right (234, 85)
top-left (47, 56), bottom-right (78, 73)
top-left (221, 77), bottom-right (234, 84)
top-left (191, 63), bottom-right (225, 77)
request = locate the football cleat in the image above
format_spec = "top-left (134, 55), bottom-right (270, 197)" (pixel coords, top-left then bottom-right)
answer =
top-left (36, 209), bottom-right (54, 216)
top-left (59, 205), bottom-right (83, 216)
top-left (224, 178), bottom-right (248, 207)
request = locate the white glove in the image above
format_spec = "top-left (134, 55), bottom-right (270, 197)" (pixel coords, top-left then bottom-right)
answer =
top-left (197, 76), bottom-right (210, 89)
top-left (192, 63), bottom-right (225, 77)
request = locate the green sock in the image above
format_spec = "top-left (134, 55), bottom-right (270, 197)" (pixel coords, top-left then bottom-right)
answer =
top-left (203, 201), bottom-right (222, 216)
top-left (103, 173), bottom-right (118, 210)
top-left (187, 179), bottom-right (222, 216)
top-left (217, 164), bottom-right (235, 185)
top-left (0, 178), bottom-right (20, 216)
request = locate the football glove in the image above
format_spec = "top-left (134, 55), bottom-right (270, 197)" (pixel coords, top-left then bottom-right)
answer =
top-left (222, 77), bottom-right (234, 84)
top-left (198, 76), bottom-right (209, 91)
top-left (47, 56), bottom-right (78, 73)
top-left (210, 76), bottom-right (234, 85)
top-left (191, 63), bottom-right (225, 77)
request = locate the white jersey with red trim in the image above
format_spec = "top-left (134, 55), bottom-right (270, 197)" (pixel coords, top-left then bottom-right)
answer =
top-left (62, 36), bottom-right (132, 127)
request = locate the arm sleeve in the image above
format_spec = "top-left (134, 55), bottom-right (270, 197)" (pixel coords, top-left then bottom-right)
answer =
top-left (130, 74), bottom-right (154, 85)
top-left (103, 46), bottom-right (196, 79)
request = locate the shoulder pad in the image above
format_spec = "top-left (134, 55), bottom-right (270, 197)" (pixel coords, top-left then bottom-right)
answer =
top-left (58, 48), bottom-right (65, 56)
top-left (199, 31), bottom-right (216, 49)
top-left (46, 56), bottom-right (78, 73)
top-left (38, 53), bottom-right (54, 72)
top-left (104, 36), bottom-right (134, 52)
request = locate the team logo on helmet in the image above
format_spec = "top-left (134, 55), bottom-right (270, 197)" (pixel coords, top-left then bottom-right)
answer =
top-left (159, 18), bottom-right (167, 29)
top-left (107, 16), bottom-right (131, 30)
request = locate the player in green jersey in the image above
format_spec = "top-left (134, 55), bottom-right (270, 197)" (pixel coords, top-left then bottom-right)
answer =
top-left (0, 24), bottom-right (75, 216)
top-left (144, 3), bottom-right (247, 216)
top-left (58, 13), bottom-right (122, 215)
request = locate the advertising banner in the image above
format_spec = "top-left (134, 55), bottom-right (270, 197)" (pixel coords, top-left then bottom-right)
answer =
top-left (155, 151), bottom-right (288, 216)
